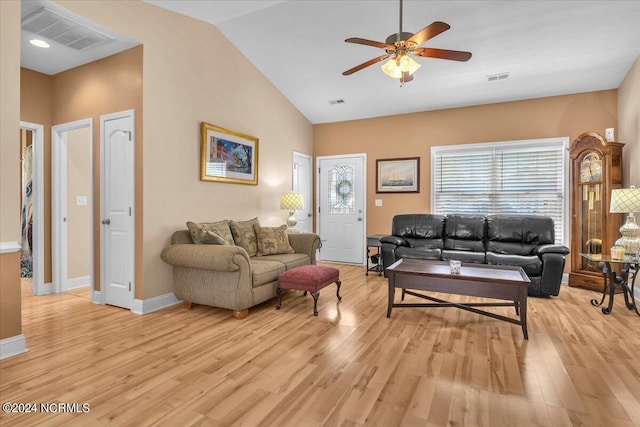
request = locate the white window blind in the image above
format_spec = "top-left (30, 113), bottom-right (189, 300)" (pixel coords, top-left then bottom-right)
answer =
top-left (431, 138), bottom-right (569, 244)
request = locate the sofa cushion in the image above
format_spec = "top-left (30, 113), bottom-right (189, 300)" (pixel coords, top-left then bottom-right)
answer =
top-left (391, 214), bottom-right (446, 240)
top-left (258, 253), bottom-right (310, 270)
top-left (442, 249), bottom-right (486, 264)
top-left (396, 246), bottom-right (441, 260)
top-left (486, 252), bottom-right (542, 277)
top-left (487, 215), bottom-right (554, 255)
top-left (230, 218), bottom-right (260, 256)
top-left (186, 220), bottom-right (234, 246)
top-left (250, 259), bottom-right (286, 287)
top-left (444, 214), bottom-right (486, 252)
top-left (256, 225), bottom-right (295, 255)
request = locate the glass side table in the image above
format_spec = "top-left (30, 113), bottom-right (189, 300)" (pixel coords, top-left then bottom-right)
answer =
top-left (580, 254), bottom-right (639, 316)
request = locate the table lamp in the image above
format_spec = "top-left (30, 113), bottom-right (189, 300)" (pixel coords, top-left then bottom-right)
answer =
top-left (280, 192), bottom-right (303, 231)
top-left (609, 185), bottom-right (640, 255)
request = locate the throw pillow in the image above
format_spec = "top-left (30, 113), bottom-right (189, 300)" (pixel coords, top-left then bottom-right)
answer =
top-left (256, 224), bottom-right (295, 255)
top-left (199, 230), bottom-right (227, 245)
top-left (186, 220), bottom-right (235, 246)
top-left (229, 218), bottom-right (260, 256)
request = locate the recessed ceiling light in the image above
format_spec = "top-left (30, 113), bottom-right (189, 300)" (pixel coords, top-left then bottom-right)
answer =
top-left (30, 39), bottom-right (50, 48)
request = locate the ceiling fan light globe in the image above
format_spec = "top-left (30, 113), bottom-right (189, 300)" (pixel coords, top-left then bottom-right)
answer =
top-left (381, 58), bottom-right (403, 78)
top-left (399, 55), bottom-right (420, 75)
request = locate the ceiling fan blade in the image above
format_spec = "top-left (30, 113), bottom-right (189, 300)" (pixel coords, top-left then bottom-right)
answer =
top-left (407, 21), bottom-right (450, 46)
top-left (342, 54), bottom-right (391, 76)
top-left (345, 37), bottom-right (395, 50)
top-left (413, 48), bottom-right (472, 62)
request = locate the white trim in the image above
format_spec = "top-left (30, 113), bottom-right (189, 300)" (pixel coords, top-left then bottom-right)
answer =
top-left (52, 119), bottom-right (94, 295)
top-left (315, 153), bottom-right (367, 265)
top-left (65, 276), bottom-right (91, 291)
top-left (131, 293), bottom-right (181, 315)
top-left (92, 290), bottom-right (102, 305)
top-left (0, 334), bottom-right (28, 360)
top-left (20, 122), bottom-right (45, 295)
top-left (0, 242), bottom-right (21, 254)
top-left (562, 273), bottom-right (569, 284)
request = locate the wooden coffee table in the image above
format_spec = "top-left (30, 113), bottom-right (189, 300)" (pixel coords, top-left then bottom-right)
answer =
top-left (386, 259), bottom-right (531, 339)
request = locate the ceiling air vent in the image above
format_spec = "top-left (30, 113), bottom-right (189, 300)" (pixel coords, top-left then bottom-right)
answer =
top-left (22, 7), bottom-right (113, 51)
top-left (487, 72), bottom-right (510, 82)
top-left (329, 99), bottom-right (345, 105)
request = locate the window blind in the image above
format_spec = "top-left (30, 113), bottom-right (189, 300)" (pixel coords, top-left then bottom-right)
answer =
top-left (431, 138), bottom-right (568, 244)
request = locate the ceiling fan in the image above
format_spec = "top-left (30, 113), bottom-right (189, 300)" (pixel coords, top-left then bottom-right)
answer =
top-left (342, 0), bottom-right (472, 85)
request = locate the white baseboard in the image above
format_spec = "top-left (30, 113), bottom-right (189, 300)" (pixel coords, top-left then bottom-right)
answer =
top-left (92, 290), bottom-right (102, 304)
top-left (33, 281), bottom-right (52, 296)
top-left (0, 334), bottom-right (28, 360)
top-left (65, 275), bottom-right (90, 291)
top-left (131, 292), bottom-right (181, 315)
top-left (561, 273), bottom-right (569, 284)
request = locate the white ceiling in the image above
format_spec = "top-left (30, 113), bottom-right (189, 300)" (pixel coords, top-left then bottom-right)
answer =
top-left (21, 1), bottom-right (640, 124)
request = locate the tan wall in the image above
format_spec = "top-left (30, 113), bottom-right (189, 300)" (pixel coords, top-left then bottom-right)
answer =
top-left (55, 1), bottom-right (314, 299)
top-left (20, 68), bottom-right (53, 283)
top-left (0, 0), bottom-right (22, 340)
top-left (618, 56), bottom-right (640, 187)
top-left (314, 90), bottom-right (618, 236)
top-left (52, 45), bottom-right (143, 294)
top-left (66, 127), bottom-right (92, 279)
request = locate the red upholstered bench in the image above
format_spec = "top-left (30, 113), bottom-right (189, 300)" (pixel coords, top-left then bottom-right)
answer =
top-left (276, 265), bottom-right (342, 316)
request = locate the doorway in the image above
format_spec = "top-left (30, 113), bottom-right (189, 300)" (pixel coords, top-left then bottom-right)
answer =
top-left (52, 119), bottom-right (94, 295)
top-left (316, 154), bottom-right (366, 264)
top-left (292, 151), bottom-right (313, 233)
top-left (19, 121), bottom-right (45, 295)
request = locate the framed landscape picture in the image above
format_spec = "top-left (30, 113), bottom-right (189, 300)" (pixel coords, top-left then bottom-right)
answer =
top-left (376, 157), bottom-right (420, 193)
top-left (200, 122), bottom-right (259, 185)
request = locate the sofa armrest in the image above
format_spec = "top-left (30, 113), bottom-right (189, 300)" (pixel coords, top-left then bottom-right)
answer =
top-left (160, 244), bottom-right (250, 271)
top-left (380, 235), bottom-right (408, 246)
top-left (288, 233), bottom-right (322, 264)
top-left (534, 244), bottom-right (570, 256)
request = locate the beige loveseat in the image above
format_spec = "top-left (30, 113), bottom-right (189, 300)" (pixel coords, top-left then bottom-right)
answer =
top-left (160, 219), bottom-right (321, 319)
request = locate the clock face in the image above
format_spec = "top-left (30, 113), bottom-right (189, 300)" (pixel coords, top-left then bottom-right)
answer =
top-left (580, 152), bottom-right (602, 182)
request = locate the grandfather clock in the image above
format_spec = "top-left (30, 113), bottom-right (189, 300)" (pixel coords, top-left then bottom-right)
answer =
top-left (568, 132), bottom-right (624, 291)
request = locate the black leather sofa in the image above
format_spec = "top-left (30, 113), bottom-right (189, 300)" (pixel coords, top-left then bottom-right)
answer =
top-left (380, 214), bottom-right (570, 297)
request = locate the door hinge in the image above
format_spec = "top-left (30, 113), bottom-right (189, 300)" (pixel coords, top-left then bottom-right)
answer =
top-left (127, 131), bottom-right (132, 141)
top-left (129, 207), bottom-right (132, 216)
top-left (129, 282), bottom-right (131, 292)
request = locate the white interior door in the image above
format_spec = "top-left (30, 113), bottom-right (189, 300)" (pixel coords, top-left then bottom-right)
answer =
top-left (317, 154), bottom-right (366, 264)
top-left (292, 151), bottom-right (313, 233)
top-left (101, 110), bottom-right (135, 309)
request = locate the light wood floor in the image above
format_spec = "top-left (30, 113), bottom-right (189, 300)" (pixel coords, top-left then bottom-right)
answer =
top-left (2, 265), bottom-right (639, 426)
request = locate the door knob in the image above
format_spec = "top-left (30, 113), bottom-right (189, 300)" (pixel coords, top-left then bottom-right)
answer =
top-left (308, 213), bottom-right (312, 217)
top-left (102, 219), bottom-right (111, 225)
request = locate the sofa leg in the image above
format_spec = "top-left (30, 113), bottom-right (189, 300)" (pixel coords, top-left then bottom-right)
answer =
top-left (183, 301), bottom-right (193, 309)
top-left (233, 309), bottom-right (249, 320)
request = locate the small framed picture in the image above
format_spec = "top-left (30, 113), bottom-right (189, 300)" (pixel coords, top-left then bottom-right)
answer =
top-left (200, 122), bottom-right (259, 185)
top-left (376, 157), bottom-right (420, 193)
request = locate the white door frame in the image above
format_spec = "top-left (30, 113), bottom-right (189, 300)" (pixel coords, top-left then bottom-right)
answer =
top-left (316, 153), bottom-right (367, 264)
top-left (100, 109), bottom-right (135, 308)
top-left (52, 118), bottom-right (94, 295)
top-left (292, 151), bottom-right (313, 232)
top-left (19, 121), bottom-right (45, 295)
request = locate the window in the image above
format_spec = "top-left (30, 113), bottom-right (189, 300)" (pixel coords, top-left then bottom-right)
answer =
top-left (431, 137), bottom-right (569, 244)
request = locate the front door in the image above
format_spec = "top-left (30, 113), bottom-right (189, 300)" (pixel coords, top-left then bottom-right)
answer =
top-left (292, 151), bottom-right (313, 233)
top-left (101, 110), bottom-right (135, 309)
top-left (317, 154), bottom-right (366, 263)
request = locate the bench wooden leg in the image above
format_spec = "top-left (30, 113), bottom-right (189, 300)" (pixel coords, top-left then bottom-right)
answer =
top-left (275, 287), bottom-right (285, 310)
top-left (233, 309), bottom-right (249, 320)
top-left (311, 291), bottom-right (320, 316)
top-left (336, 280), bottom-right (342, 301)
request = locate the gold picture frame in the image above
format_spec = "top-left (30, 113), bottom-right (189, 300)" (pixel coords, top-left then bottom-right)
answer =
top-left (376, 157), bottom-right (420, 193)
top-left (200, 122), bottom-right (259, 185)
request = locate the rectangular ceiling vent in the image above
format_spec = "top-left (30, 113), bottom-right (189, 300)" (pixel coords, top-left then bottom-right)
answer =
top-left (329, 99), bottom-right (345, 105)
top-left (487, 72), bottom-right (510, 82)
top-left (22, 7), bottom-right (113, 51)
